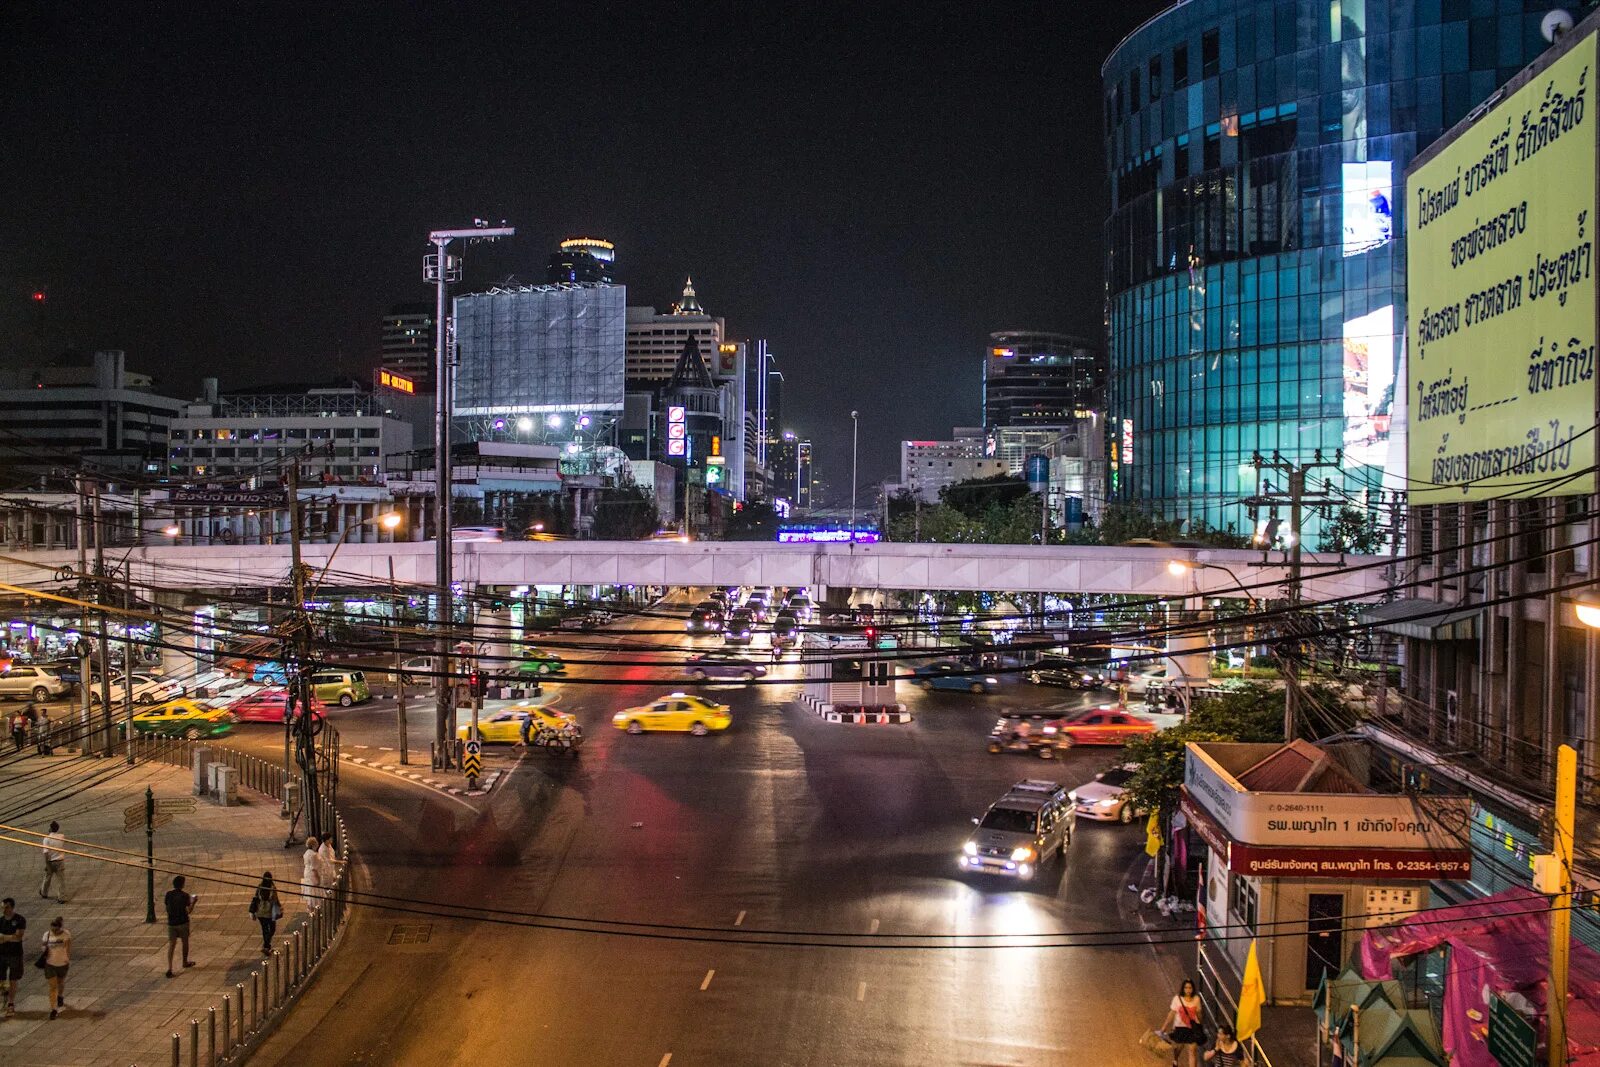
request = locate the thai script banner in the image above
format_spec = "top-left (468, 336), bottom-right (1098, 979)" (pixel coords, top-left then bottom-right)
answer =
top-left (1406, 35), bottom-right (1597, 502)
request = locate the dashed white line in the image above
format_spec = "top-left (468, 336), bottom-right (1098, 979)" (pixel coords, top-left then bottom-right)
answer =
top-left (868, 918), bottom-right (880, 934)
top-left (734, 910), bottom-right (746, 927)
top-left (856, 981), bottom-right (867, 1002)
top-left (700, 969), bottom-right (715, 991)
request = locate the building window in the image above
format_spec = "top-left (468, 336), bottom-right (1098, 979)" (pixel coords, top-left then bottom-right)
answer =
top-left (1130, 69), bottom-right (1141, 112)
top-left (1173, 43), bottom-right (1189, 88)
top-left (1228, 874), bottom-right (1258, 933)
top-left (1202, 29), bottom-right (1220, 79)
top-left (1149, 55), bottom-right (1162, 100)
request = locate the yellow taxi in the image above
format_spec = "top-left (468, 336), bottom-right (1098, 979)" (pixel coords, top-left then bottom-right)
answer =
top-left (123, 698), bottom-right (236, 739)
top-left (457, 703), bottom-right (574, 744)
top-left (613, 693), bottom-right (733, 736)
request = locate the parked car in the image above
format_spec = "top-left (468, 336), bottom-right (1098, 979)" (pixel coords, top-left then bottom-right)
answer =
top-left (0, 665), bottom-right (68, 702)
top-left (106, 672), bottom-right (183, 705)
top-left (911, 660), bottom-right (999, 694)
top-left (613, 694), bottom-right (733, 736)
top-left (957, 780), bottom-right (1073, 881)
top-left (685, 654), bottom-right (768, 682)
top-left (1069, 764), bottom-right (1144, 824)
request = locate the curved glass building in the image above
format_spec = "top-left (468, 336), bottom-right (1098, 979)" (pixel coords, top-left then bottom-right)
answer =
top-left (1103, 0), bottom-right (1590, 536)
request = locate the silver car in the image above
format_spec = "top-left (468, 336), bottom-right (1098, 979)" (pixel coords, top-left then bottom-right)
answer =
top-left (0, 666), bottom-right (68, 702)
top-left (957, 780), bottom-right (1073, 880)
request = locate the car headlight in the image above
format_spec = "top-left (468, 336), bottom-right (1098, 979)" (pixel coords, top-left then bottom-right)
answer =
top-left (985, 677), bottom-right (998, 685)
top-left (1067, 791), bottom-right (1078, 802)
top-left (962, 841), bottom-right (978, 856)
top-left (1010, 846), bottom-right (1036, 862)
top-left (1098, 797), bottom-right (1119, 808)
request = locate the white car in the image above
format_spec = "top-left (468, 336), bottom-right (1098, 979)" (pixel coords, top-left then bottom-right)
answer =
top-left (1069, 764), bottom-right (1144, 824)
top-left (107, 673), bottom-right (183, 705)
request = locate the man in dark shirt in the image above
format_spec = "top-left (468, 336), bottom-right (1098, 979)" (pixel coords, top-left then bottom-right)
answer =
top-left (0, 897), bottom-right (24, 1016)
top-left (163, 875), bottom-right (196, 978)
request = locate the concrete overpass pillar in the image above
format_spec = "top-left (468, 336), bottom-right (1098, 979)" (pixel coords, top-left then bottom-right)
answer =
top-left (1164, 599), bottom-right (1212, 703)
top-left (155, 591), bottom-right (202, 682)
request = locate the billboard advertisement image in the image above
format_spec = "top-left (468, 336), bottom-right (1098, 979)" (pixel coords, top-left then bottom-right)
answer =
top-left (1342, 305), bottom-right (1397, 472)
top-left (1342, 161), bottom-right (1394, 257)
top-left (1405, 35), bottom-right (1596, 503)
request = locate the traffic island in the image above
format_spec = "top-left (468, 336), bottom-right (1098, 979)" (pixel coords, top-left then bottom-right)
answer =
top-left (0, 746), bottom-right (352, 1066)
top-left (795, 693), bottom-right (912, 724)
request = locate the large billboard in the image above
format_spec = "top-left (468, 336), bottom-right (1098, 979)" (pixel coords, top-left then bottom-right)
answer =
top-left (1406, 35), bottom-right (1596, 503)
top-left (453, 285), bottom-right (626, 417)
top-left (1342, 161), bottom-right (1394, 257)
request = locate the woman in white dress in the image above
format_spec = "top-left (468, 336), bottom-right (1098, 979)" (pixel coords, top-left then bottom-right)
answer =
top-left (300, 835), bottom-right (323, 905)
top-left (316, 837), bottom-right (339, 898)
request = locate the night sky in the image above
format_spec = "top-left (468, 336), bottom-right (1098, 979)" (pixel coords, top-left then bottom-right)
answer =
top-left (5, 1), bottom-right (1170, 498)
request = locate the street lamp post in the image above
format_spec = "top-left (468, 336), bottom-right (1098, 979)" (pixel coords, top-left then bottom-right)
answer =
top-left (425, 223), bottom-right (514, 768)
top-left (849, 410), bottom-right (859, 538)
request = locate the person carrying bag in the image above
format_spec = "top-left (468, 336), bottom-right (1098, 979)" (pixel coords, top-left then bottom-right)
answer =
top-left (248, 872), bottom-right (283, 956)
top-left (1162, 978), bottom-right (1207, 1067)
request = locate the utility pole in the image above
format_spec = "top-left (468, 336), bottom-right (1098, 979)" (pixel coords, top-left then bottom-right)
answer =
top-left (1549, 743), bottom-right (1577, 1067)
top-left (849, 410), bottom-right (859, 537)
top-left (389, 556), bottom-right (408, 766)
top-left (122, 565), bottom-right (134, 764)
top-left (285, 464), bottom-right (306, 810)
top-left (426, 223), bottom-right (514, 768)
top-left (73, 475), bottom-right (91, 752)
top-left (1248, 450), bottom-right (1343, 740)
top-left (92, 485), bottom-right (112, 755)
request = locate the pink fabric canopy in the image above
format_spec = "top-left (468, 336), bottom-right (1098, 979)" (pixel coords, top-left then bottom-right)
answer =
top-left (1359, 887), bottom-right (1600, 1067)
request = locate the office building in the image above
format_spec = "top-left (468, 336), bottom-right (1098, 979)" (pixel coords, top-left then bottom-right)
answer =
top-left (167, 381), bottom-right (413, 486)
top-left (1101, 0), bottom-right (1575, 533)
top-left (626, 279), bottom-right (728, 386)
top-left (452, 283), bottom-right (627, 426)
top-left (983, 331), bottom-right (1102, 430)
top-left (379, 303), bottom-right (436, 390)
top-left (770, 433), bottom-right (813, 511)
top-left (896, 429), bottom-right (1008, 503)
top-left (0, 350), bottom-right (184, 480)
top-left (546, 237), bottom-right (617, 285)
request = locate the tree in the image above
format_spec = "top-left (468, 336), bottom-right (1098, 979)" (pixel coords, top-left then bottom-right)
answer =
top-left (1318, 506), bottom-right (1385, 554)
top-left (940, 474), bottom-right (1030, 518)
top-left (1120, 683), bottom-right (1285, 816)
top-left (590, 486), bottom-right (660, 540)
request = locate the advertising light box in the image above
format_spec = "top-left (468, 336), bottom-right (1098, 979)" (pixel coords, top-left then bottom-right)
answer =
top-left (1405, 34), bottom-right (1597, 502)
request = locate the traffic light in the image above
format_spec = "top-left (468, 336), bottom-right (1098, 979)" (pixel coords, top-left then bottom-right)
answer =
top-left (467, 671), bottom-right (488, 697)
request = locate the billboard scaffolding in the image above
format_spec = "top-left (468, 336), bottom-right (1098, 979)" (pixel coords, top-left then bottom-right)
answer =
top-left (453, 283), bottom-right (626, 417)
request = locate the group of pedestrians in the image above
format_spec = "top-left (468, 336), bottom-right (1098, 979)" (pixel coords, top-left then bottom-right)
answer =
top-left (0, 824), bottom-right (76, 1022)
top-left (1158, 978), bottom-right (1253, 1066)
top-left (8, 705), bottom-right (55, 755)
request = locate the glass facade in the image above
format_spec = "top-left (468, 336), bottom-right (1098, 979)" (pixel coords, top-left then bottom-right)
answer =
top-left (1103, 0), bottom-right (1591, 535)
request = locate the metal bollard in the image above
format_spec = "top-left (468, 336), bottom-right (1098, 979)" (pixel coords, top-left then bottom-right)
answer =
top-left (221, 996), bottom-right (231, 1057)
top-left (171, 1033), bottom-right (180, 1067)
top-left (235, 983), bottom-right (245, 1044)
top-left (208, 1007), bottom-right (216, 1067)
top-left (250, 970), bottom-right (259, 1028)
top-left (189, 1018), bottom-right (199, 1067)
top-left (292, 928), bottom-right (301, 984)
top-left (269, 951), bottom-right (279, 1009)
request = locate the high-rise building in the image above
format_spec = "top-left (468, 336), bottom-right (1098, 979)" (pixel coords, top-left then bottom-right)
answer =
top-left (379, 303), bottom-right (435, 390)
top-left (770, 432), bottom-right (812, 511)
top-left (894, 429), bottom-right (1008, 503)
top-left (626, 278), bottom-right (728, 386)
top-left (546, 237), bottom-right (617, 285)
top-left (983, 331), bottom-right (1101, 430)
top-left (1101, 1), bottom-right (1578, 533)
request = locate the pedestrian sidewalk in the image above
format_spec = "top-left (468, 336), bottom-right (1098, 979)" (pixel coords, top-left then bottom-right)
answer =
top-left (0, 749), bottom-right (317, 1067)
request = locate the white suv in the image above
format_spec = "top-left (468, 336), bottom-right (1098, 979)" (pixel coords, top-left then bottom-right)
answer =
top-left (0, 666), bottom-right (69, 702)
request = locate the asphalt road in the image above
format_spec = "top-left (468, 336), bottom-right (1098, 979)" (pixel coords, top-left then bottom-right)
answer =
top-left (224, 613), bottom-right (1176, 1067)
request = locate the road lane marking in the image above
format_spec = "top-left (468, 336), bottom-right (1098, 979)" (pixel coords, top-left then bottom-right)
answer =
top-left (658, 1056), bottom-right (672, 1067)
top-left (734, 910), bottom-right (745, 926)
top-left (700, 969), bottom-right (715, 991)
top-left (856, 981), bottom-right (867, 1002)
top-left (868, 918), bottom-right (879, 934)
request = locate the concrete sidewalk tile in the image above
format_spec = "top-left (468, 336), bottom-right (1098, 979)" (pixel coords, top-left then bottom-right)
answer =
top-left (0, 752), bottom-right (330, 1066)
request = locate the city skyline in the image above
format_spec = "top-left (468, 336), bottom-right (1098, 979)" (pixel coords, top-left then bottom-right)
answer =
top-left (3, 1), bottom-right (1170, 489)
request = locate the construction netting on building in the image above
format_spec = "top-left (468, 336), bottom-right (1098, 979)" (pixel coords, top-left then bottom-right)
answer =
top-left (453, 284), bottom-right (626, 416)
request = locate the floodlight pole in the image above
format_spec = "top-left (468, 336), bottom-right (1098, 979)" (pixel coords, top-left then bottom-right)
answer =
top-left (427, 225), bottom-right (513, 765)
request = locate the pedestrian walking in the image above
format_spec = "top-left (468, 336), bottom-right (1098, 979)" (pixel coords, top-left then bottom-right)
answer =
top-left (248, 873), bottom-right (282, 955)
top-left (0, 898), bottom-right (24, 1017)
top-left (316, 836), bottom-right (339, 896)
top-left (163, 875), bottom-right (196, 978)
top-left (1204, 1023), bottom-right (1252, 1066)
top-left (1162, 978), bottom-right (1207, 1067)
top-left (34, 709), bottom-right (51, 755)
top-left (300, 836), bottom-right (323, 905)
top-left (40, 916), bottom-right (69, 1019)
top-left (39, 821), bottom-right (67, 903)
top-left (9, 711), bottom-right (24, 752)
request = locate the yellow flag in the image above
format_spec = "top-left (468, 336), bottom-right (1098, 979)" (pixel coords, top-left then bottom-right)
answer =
top-left (1237, 938), bottom-right (1266, 1041)
top-left (1144, 809), bottom-right (1162, 857)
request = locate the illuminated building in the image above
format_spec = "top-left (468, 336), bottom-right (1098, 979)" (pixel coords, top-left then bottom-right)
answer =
top-left (983, 331), bottom-right (1101, 431)
top-left (545, 237), bottom-right (617, 285)
top-left (894, 430), bottom-right (1008, 503)
top-left (379, 303), bottom-right (435, 390)
top-left (626, 278), bottom-right (727, 386)
top-left (1101, 0), bottom-right (1579, 533)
